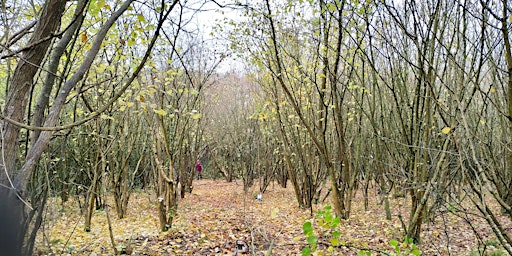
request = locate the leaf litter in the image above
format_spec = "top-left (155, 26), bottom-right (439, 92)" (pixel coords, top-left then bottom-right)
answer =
top-left (35, 180), bottom-right (511, 255)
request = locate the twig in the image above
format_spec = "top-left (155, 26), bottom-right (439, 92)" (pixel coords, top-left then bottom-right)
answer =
top-left (250, 227), bottom-right (256, 256)
top-left (264, 240), bottom-right (274, 256)
top-left (103, 168), bottom-right (118, 255)
top-left (317, 241), bottom-right (391, 256)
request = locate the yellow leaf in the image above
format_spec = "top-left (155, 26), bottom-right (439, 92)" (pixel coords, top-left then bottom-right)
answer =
top-left (271, 208), bottom-right (279, 218)
top-left (490, 87), bottom-right (496, 93)
top-left (67, 91), bottom-right (78, 101)
top-left (441, 127), bottom-right (451, 134)
top-left (100, 114), bottom-right (114, 120)
top-left (96, 0), bottom-right (105, 9)
top-left (191, 113), bottom-right (202, 119)
top-left (153, 109), bottom-right (167, 116)
top-left (137, 14), bottom-right (146, 22)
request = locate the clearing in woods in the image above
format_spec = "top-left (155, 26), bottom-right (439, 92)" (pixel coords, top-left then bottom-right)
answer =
top-left (35, 179), bottom-right (509, 255)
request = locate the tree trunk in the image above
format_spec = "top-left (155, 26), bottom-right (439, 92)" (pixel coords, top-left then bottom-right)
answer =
top-left (84, 170), bottom-right (100, 232)
top-left (0, 0), bottom-right (66, 180)
top-left (0, 0), bottom-right (66, 254)
top-left (30, 0), bottom-right (86, 144)
top-left (500, 0), bottom-right (512, 215)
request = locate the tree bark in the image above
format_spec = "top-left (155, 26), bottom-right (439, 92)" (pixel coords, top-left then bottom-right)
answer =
top-left (1, 0), bottom-right (66, 185)
top-left (0, 0), bottom-right (66, 254)
top-left (30, 0), bottom-right (87, 144)
top-left (500, 0), bottom-right (512, 214)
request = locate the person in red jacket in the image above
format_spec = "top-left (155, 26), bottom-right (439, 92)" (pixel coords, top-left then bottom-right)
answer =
top-left (195, 159), bottom-right (203, 180)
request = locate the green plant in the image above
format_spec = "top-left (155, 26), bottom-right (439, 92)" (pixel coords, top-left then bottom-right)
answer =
top-left (484, 239), bottom-right (500, 247)
top-left (301, 205), bottom-right (341, 256)
top-left (490, 250), bottom-right (506, 256)
top-left (301, 206), bottom-right (422, 256)
top-left (388, 237), bottom-right (421, 256)
top-left (471, 249), bottom-right (508, 256)
top-left (357, 238), bottom-right (420, 256)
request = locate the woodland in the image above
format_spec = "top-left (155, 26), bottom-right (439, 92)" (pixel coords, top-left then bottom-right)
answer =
top-left (0, 0), bottom-right (511, 255)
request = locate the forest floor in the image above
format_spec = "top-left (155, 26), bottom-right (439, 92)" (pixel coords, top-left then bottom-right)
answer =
top-left (34, 179), bottom-right (511, 256)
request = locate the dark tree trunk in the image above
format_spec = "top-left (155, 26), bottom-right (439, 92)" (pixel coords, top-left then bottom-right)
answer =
top-left (0, 188), bottom-right (24, 256)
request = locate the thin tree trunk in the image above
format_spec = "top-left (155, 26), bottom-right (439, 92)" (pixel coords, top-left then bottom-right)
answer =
top-left (84, 164), bottom-right (100, 232)
top-left (500, 0), bottom-right (512, 214)
top-left (30, 0), bottom-right (87, 144)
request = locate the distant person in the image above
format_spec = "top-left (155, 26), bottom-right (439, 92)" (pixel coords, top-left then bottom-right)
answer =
top-left (195, 159), bottom-right (203, 180)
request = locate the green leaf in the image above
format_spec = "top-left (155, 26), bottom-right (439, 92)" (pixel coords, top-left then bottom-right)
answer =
top-left (411, 248), bottom-right (421, 256)
top-left (326, 2), bottom-right (337, 12)
top-left (89, 0), bottom-right (106, 16)
top-left (390, 239), bottom-right (399, 247)
top-left (330, 238), bottom-right (339, 246)
top-left (331, 217), bottom-right (341, 228)
top-left (127, 38), bottom-right (135, 46)
top-left (357, 251), bottom-right (371, 256)
top-left (307, 235), bottom-right (317, 245)
top-left (303, 221), bottom-right (313, 235)
top-left (325, 213), bottom-right (333, 223)
top-left (332, 231), bottom-right (341, 238)
top-left (301, 246), bottom-right (312, 256)
top-left (89, 0), bottom-right (99, 16)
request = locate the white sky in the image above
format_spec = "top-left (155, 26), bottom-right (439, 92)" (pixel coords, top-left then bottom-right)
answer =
top-left (191, 0), bottom-right (248, 74)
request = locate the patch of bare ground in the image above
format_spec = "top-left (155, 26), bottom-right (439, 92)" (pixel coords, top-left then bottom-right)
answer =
top-left (35, 179), bottom-right (511, 255)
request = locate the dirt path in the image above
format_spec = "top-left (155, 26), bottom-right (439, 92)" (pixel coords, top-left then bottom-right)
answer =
top-left (143, 179), bottom-right (308, 255)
